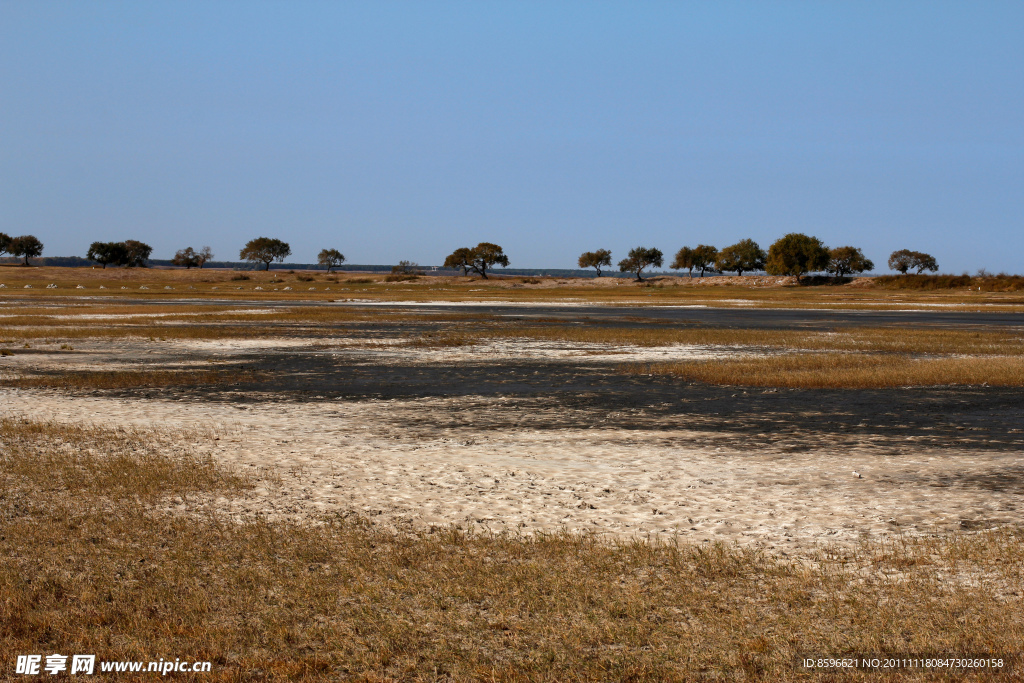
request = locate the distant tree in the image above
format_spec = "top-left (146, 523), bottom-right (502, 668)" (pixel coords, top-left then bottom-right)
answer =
top-left (0, 232), bottom-right (10, 256)
top-left (715, 239), bottom-right (766, 276)
top-left (122, 240), bottom-right (153, 268)
top-left (240, 237), bottom-right (291, 271)
top-left (8, 235), bottom-right (44, 266)
top-left (888, 249), bottom-right (915, 274)
top-left (391, 260), bottom-right (420, 275)
top-left (443, 247), bottom-right (475, 275)
top-left (197, 246), bottom-right (214, 268)
top-left (86, 242), bottom-right (127, 269)
top-left (765, 233), bottom-right (830, 282)
top-left (578, 249), bottom-right (612, 277)
top-left (910, 251), bottom-right (938, 274)
top-left (889, 249), bottom-right (938, 275)
top-left (618, 246), bottom-right (663, 281)
top-left (827, 246), bottom-right (874, 278)
top-left (671, 244), bottom-right (718, 278)
top-left (172, 247), bottom-right (199, 269)
top-left (443, 243), bottom-right (509, 278)
top-left (317, 248), bottom-right (346, 273)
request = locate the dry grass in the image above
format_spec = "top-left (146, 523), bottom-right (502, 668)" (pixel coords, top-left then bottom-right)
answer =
top-left (628, 353), bottom-right (1024, 388)
top-left (0, 369), bottom-right (263, 390)
top-left (1, 419), bottom-right (1022, 681)
top-left (0, 420), bottom-right (250, 501)
top-left (412, 324), bottom-right (1024, 355)
top-left (4, 265), bottom-right (1024, 309)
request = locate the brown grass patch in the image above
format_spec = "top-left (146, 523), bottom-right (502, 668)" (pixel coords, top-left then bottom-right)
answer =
top-left (629, 353), bottom-right (1024, 388)
top-left (0, 420), bottom-right (250, 501)
top-left (1, 418), bottom-right (1023, 680)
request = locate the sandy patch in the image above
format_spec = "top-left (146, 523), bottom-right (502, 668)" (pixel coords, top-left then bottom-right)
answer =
top-left (3, 388), bottom-right (1019, 555)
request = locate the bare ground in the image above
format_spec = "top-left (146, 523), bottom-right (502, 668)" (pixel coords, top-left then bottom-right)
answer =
top-left (3, 330), bottom-right (1021, 556)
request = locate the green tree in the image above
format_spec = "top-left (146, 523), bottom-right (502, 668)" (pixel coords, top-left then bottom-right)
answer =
top-left (671, 244), bottom-right (718, 278)
top-left (172, 247), bottom-right (200, 269)
top-left (827, 246), bottom-right (874, 278)
top-left (86, 242), bottom-right (127, 268)
top-left (618, 246), bottom-right (663, 281)
top-left (122, 240), bottom-right (153, 268)
top-left (317, 248), bottom-right (346, 273)
top-left (240, 237), bottom-right (291, 271)
top-left (8, 235), bottom-right (44, 266)
top-left (443, 243), bottom-right (509, 279)
top-left (715, 239), bottom-right (765, 276)
top-left (765, 233), bottom-right (830, 282)
top-left (0, 232), bottom-right (10, 256)
top-left (578, 249), bottom-right (612, 277)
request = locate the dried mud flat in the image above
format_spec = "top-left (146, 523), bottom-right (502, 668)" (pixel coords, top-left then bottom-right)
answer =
top-left (3, 331), bottom-right (1022, 556)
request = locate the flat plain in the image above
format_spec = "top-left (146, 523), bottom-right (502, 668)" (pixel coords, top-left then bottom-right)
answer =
top-left (3, 266), bottom-right (1024, 681)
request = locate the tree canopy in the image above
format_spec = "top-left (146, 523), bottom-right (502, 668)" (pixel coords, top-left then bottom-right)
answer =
top-left (240, 237), bottom-right (292, 270)
top-left (87, 240), bottom-right (151, 268)
top-left (8, 235), bottom-right (44, 265)
top-left (889, 249), bottom-right (938, 275)
top-left (317, 248), bottom-right (345, 273)
top-left (443, 242), bottom-right (509, 278)
top-left (827, 246), bottom-right (874, 278)
top-left (0, 233), bottom-right (10, 255)
top-left (196, 246), bottom-right (214, 268)
top-left (618, 246), bottom-right (663, 281)
top-left (715, 239), bottom-right (765, 276)
top-left (578, 249), bottom-right (612, 277)
top-left (765, 233), bottom-right (829, 281)
top-left (86, 242), bottom-right (127, 269)
top-left (122, 240), bottom-right (153, 268)
top-left (671, 244), bottom-right (718, 278)
top-left (172, 247), bottom-right (200, 269)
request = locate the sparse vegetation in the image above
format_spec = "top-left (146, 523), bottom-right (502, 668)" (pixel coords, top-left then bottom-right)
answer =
top-left (2, 418), bottom-right (1024, 681)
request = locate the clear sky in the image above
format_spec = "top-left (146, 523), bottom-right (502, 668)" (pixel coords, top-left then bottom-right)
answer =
top-left (1, 1), bottom-right (1021, 271)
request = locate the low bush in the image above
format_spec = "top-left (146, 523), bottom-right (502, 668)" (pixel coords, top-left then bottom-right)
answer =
top-left (875, 274), bottom-right (1024, 291)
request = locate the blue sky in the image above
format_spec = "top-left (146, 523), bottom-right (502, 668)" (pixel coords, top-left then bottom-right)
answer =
top-left (1, 1), bottom-right (1021, 271)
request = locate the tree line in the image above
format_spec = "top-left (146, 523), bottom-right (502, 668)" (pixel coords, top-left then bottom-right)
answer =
top-left (0, 232), bottom-right (942, 279)
top-left (581, 235), bottom-right (935, 282)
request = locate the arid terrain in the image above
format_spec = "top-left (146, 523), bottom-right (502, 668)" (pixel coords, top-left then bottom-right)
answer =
top-left (3, 266), bottom-right (1024, 680)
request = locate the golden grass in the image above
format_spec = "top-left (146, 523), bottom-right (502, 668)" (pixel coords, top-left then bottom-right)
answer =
top-left (0, 420), bottom-right (250, 501)
top-left (629, 353), bottom-right (1024, 388)
top-left (1, 369), bottom-right (263, 390)
top-left (4, 265), bottom-right (1024, 309)
top-left (2, 418), bottom-right (1023, 680)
